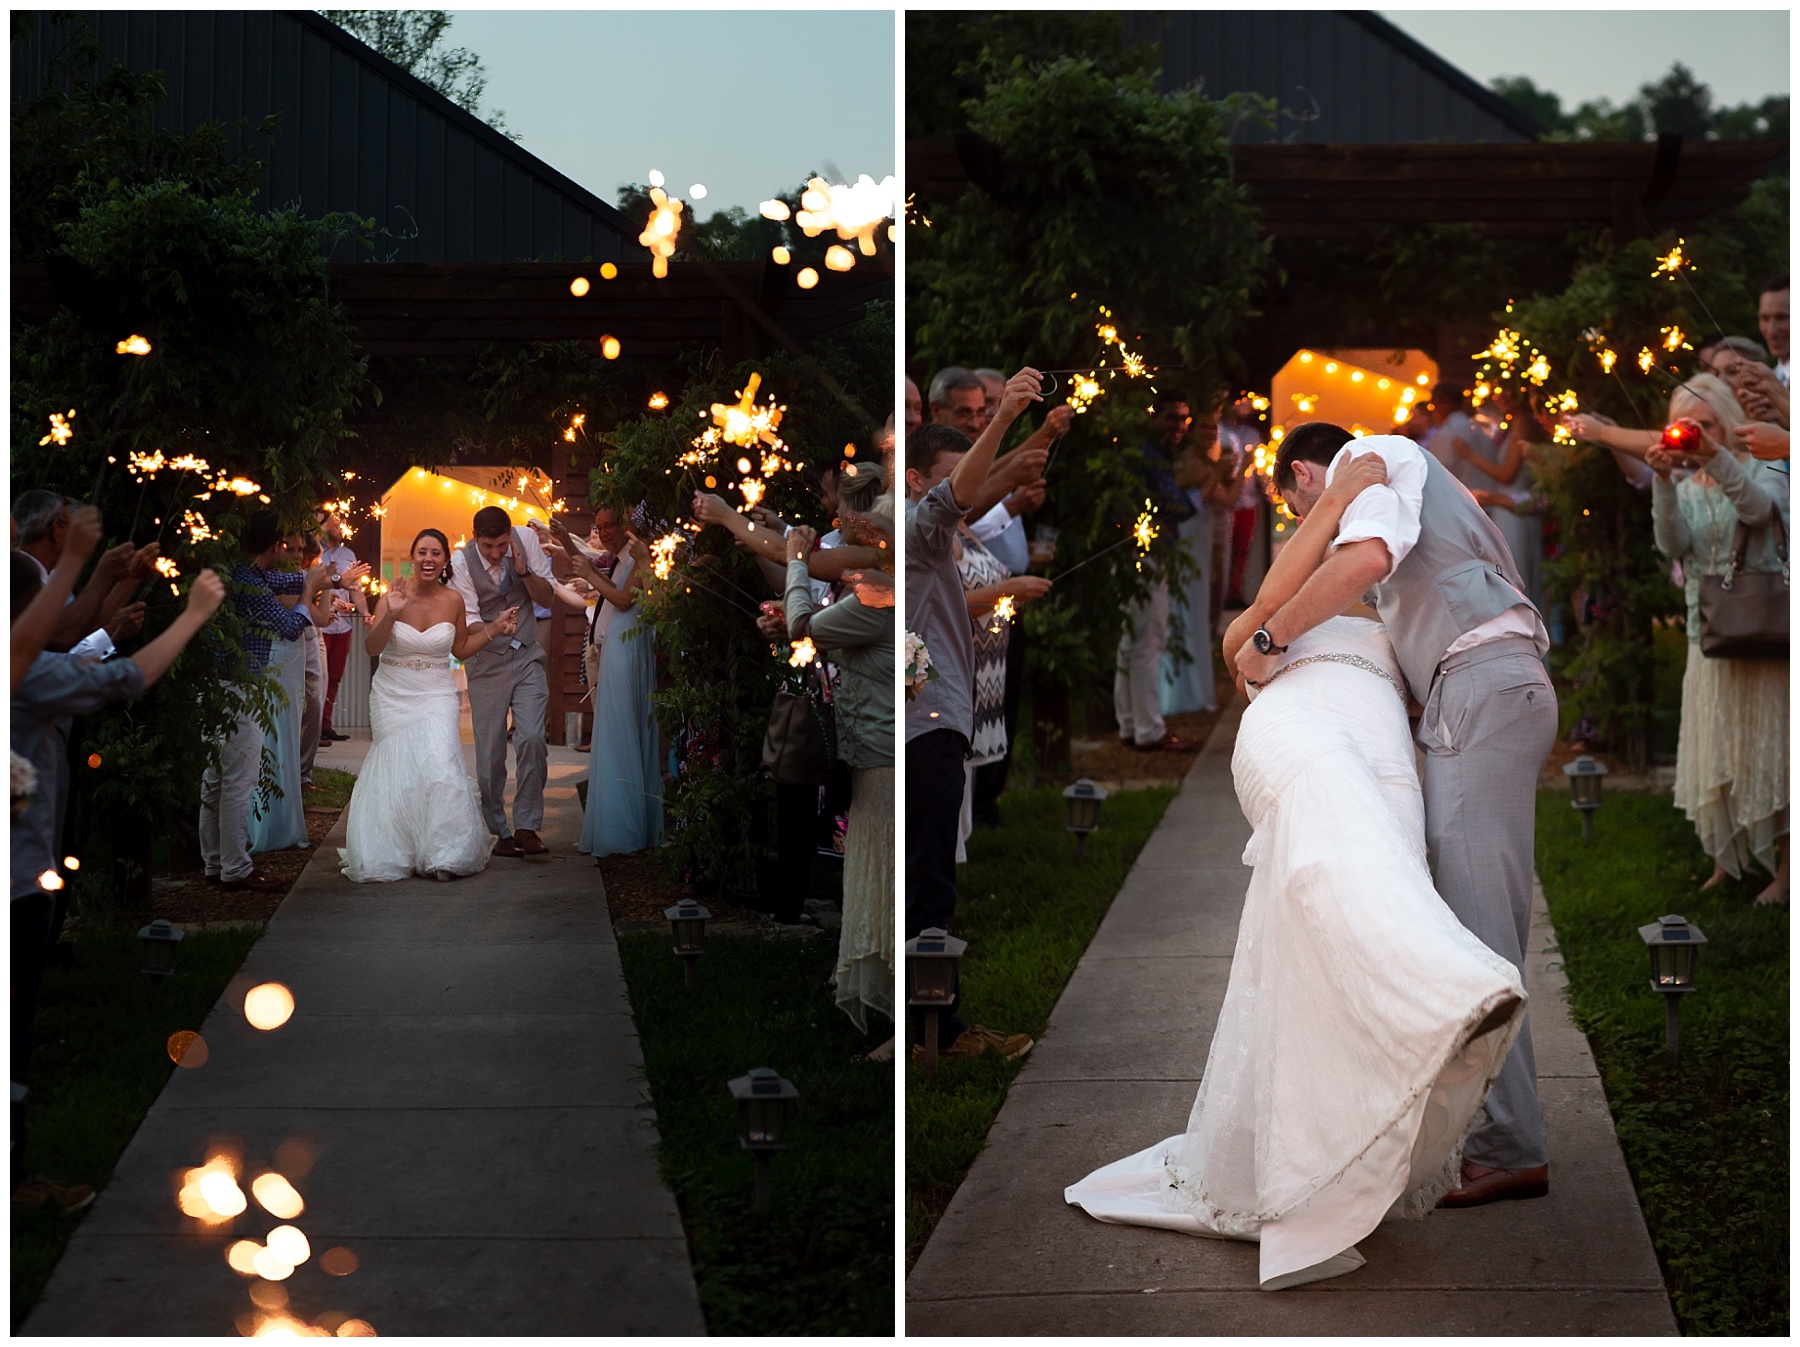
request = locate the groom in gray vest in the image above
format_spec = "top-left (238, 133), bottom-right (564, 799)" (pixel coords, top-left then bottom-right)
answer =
top-left (449, 506), bottom-right (557, 857)
top-left (1240, 422), bottom-right (1558, 1208)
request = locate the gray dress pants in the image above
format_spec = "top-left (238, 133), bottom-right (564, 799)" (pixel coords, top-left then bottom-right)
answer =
top-left (1418, 636), bottom-right (1558, 1170)
top-left (466, 658), bottom-right (548, 838)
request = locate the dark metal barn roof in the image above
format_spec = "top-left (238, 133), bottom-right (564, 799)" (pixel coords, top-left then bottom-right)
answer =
top-left (1121, 10), bottom-right (1543, 144)
top-left (11, 9), bottom-right (635, 264)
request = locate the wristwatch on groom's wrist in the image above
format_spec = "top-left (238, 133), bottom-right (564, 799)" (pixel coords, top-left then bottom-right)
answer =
top-left (1251, 625), bottom-right (1287, 657)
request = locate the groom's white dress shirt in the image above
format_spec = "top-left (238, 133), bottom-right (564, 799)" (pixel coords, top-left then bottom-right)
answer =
top-left (448, 525), bottom-right (555, 627)
top-left (1325, 436), bottom-right (1548, 658)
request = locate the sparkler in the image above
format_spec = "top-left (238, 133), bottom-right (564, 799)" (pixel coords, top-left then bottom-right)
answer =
top-left (1132, 503), bottom-right (1159, 572)
top-left (39, 410), bottom-right (76, 447)
top-left (709, 373), bottom-right (786, 449)
top-left (787, 637), bottom-right (817, 667)
top-left (650, 532), bottom-right (682, 580)
top-left (638, 185), bottom-right (685, 279)
top-left (115, 334), bottom-right (152, 355)
top-left (793, 174), bottom-right (897, 258)
top-left (988, 593), bottom-right (1016, 635)
top-left (1651, 238), bottom-right (1728, 342)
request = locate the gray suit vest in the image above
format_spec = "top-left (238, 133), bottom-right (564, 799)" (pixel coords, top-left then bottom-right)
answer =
top-left (1371, 451), bottom-right (1537, 701)
top-left (461, 540), bottom-right (545, 676)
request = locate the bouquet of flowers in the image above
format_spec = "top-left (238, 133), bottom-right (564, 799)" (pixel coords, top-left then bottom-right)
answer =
top-left (904, 631), bottom-right (937, 701)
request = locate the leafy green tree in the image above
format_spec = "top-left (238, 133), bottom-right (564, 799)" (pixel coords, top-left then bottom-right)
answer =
top-left (1493, 63), bottom-right (1787, 143)
top-left (12, 24), bottom-right (372, 915)
top-left (318, 9), bottom-right (517, 139)
top-left (1507, 176), bottom-right (1788, 765)
top-left (909, 49), bottom-right (1268, 743)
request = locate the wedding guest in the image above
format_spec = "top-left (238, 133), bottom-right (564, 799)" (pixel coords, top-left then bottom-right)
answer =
top-left (1427, 384), bottom-right (1496, 491)
top-left (201, 511), bottom-right (336, 892)
top-left (316, 514), bottom-right (364, 742)
top-left (1161, 406), bottom-right (1231, 716)
top-left (12, 490), bottom-right (153, 658)
top-left (1697, 334), bottom-right (1768, 382)
top-left (13, 558), bottom-right (225, 1210)
top-left (904, 375), bottom-right (923, 441)
top-left (783, 474), bottom-right (896, 1060)
top-left (1115, 396), bottom-right (1195, 752)
top-left (550, 515), bottom-right (661, 860)
top-left (906, 371), bottom-right (1043, 1064)
top-left (1648, 373), bottom-right (1789, 905)
top-left (10, 504), bottom-right (101, 690)
top-left (295, 534), bottom-right (327, 791)
top-left (928, 366), bottom-right (986, 438)
top-left (1219, 396), bottom-right (1262, 611)
top-left (249, 533), bottom-right (313, 854)
top-left (972, 367), bottom-right (1006, 438)
top-left (1452, 388), bottom-right (1547, 611)
top-left (1759, 275), bottom-right (1788, 385)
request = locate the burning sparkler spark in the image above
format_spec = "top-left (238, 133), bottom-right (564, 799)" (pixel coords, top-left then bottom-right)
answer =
top-left (648, 392), bottom-right (669, 410)
top-left (1133, 503), bottom-right (1159, 571)
top-left (1600, 349), bottom-right (1618, 374)
top-left (154, 556), bottom-right (180, 579)
top-left (638, 186), bottom-right (685, 278)
top-left (739, 478), bottom-right (766, 508)
top-left (39, 410), bottom-right (76, 447)
top-left (788, 637), bottom-right (817, 667)
top-left (794, 174), bottom-right (897, 258)
top-left (600, 335), bottom-right (621, 360)
top-left (1652, 239), bottom-right (1691, 278)
top-left (989, 593), bottom-right (1017, 635)
top-left (709, 373), bottom-right (785, 449)
top-left (116, 334), bottom-right (152, 356)
top-left (1661, 325), bottom-right (1691, 352)
top-left (1637, 348), bottom-right (1656, 374)
top-left (650, 533), bottom-right (681, 580)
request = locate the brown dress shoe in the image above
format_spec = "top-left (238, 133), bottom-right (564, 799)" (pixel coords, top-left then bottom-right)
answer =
top-left (13, 1175), bottom-right (97, 1212)
top-left (1437, 1161), bottom-right (1549, 1208)
top-left (220, 870), bottom-right (283, 892)
top-left (513, 828), bottom-right (548, 857)
top-left (492, 836), bottom-right (522, 858)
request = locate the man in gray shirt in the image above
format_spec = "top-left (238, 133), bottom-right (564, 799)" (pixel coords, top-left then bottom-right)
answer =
top-left (905, 369), bottom-right (1043, 1062)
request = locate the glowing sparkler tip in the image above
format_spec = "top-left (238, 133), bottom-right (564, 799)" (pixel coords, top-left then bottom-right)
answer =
top-left (788, 637), bottom-right (817, 668)
top-left (116, 334), bottom-right (152, 355)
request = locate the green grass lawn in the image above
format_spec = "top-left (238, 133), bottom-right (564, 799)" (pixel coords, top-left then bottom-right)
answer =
top-left (614, 932), bottom-right (893, 1336)
top-left (1537, 789), bottom-right (1788, 1336)
top-left (905, 783), bottom-right (1178, 1270)
top-left (11, 925), bottom-right (266, 1331)
top-left (306, 766), bottom-right (357, 811)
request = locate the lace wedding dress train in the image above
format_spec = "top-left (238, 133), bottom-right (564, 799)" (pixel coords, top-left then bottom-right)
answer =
top-left (1066, 617), bottom-right (1526, 1290)
top-left (339, 621), bottom-right (494, 882)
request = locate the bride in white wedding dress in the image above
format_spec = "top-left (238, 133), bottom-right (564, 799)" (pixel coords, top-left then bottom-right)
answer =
top-left (1065, 455), bottom-right (1527, 1291)
top-left (339, 529), bottom-right (516, 883)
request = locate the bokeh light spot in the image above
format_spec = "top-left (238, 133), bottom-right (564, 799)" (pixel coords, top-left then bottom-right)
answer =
top-left (244, 983), bottom-right (295, 1031)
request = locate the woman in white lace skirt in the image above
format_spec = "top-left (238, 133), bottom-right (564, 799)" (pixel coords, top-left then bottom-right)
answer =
top-left (1649, 374), bottom-right (1789, 905)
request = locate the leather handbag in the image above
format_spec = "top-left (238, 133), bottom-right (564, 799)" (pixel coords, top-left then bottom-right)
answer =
top-left (1697, 510), bottom-right (1789, 659)
top-left (761, 665), bottom-right (837, 785)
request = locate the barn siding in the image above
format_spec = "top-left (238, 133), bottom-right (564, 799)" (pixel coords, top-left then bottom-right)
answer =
top-left (11, 9), bottom-right (635, 263)
top-left (1122, 10), bottom-right (1538, 145)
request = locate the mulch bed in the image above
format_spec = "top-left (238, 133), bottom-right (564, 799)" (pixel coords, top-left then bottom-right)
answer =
top-left (1050, 670), bottom-right (1237, 788)
top-left (594, 849), bottom-right (764, 931)
top-left (148, 806), bottom-right (341, 926)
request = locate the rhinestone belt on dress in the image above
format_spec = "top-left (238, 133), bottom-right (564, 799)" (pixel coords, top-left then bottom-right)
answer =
top-left (1261, 652), bottom-right (1406, 701)
top-left (382, 655), bottom-right (449, 671)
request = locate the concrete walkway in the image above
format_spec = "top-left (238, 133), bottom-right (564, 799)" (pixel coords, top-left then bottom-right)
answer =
top-left (908, 701), bottom-right (1675, 1335)
top-left (25, 744), bottom-right (707, 1337)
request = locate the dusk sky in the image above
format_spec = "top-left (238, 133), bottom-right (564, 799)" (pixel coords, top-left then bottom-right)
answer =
top-left (444, 10), bottom-right (895, 220)
top-left (1382, 10), bottom-right (1789, 110)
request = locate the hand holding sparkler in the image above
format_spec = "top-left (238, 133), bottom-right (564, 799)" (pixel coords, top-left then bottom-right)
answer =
top-left (1737, 421), bottom-right (1790, 461)
top-left (756, 602), bottom-right (788, 641)
top-left (104, 602), bottom-right (146, 644)
top-left (997, 367), bottom-right (1045, 422)
top-left (1730, 361), bottom-right (1789, 429)
top-left (998, 575), bottom-right (1053, 605)
top-left (492, 606), bottom-right (521, 639)
top-left (185, 568), bottom-right (227, 623)
top-left (785, 525), bottom-right (818, 564)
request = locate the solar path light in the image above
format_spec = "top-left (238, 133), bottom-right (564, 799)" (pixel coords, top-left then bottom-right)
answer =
top-left (1638, 914), bottom-right (1707, 1067)
top-left (664, 899), bottom-right (711, 988)
top-left (727, 1067), bottom-right (799, 1216)
top-left (1563, 754), bottom-right (1608, 843)
top-left (905, 927), bottom-right (966, 1084)
top-left (1063, 778), bottom-right (1109, 862)
top-left (137, 918), bottom-right (184, 985)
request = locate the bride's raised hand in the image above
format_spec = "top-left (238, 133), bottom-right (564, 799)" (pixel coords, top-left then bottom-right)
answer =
top-left (1318, 452), bottom-right (1388, 516)
top-left (385, 580), bottom-right (410, 615)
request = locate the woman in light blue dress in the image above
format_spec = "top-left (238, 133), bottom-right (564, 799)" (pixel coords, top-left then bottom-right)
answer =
top-left (1160, 491), bottom-right (1217, 716)
top-left (248, 629), bottom-right (309, 853)
top-left (559, 524), bottom-right (662, 858)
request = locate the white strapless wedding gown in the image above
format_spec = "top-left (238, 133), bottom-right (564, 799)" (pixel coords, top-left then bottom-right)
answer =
top-left (1065, 616), bottom-right (1526, 1290)
top-left (338, 621), bottom-right (495, 882)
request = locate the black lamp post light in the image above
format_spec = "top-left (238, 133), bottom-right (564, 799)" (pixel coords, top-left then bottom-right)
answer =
top-left (727, 1067), bottom-right (799, 1217)
top-left (904, 926), bottom-right (966, 1084)
top-left (664, 899), bottom-right (711, 987)
top-left (1563, 754), bottom-right (1608, 842)
top-left (1638, 913), bottom-right (1707, 1067)
top-left (137, 918), bottom-right (185, 985)
top-left (1063, 777), bottom-right (1108, 861)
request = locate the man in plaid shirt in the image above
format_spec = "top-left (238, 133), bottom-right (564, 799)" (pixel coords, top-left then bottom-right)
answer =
top-left (200, 511), bottom-right (348, 890)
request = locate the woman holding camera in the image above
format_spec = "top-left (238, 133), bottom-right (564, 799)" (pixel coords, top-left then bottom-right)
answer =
top-left (1647, 373), bottom-right (1789, 905)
